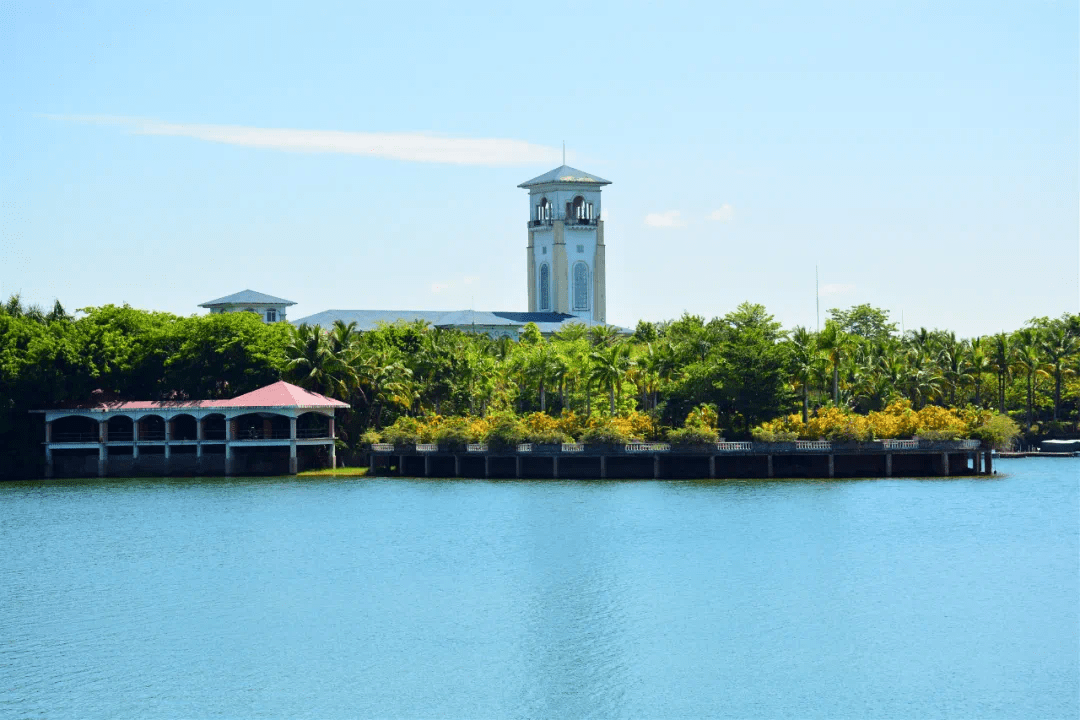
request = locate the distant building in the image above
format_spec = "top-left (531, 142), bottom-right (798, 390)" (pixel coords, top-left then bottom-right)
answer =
top-left (198, 290), bottom-right (296, 323)
top-left (205, 165), bottom-right (623, 338)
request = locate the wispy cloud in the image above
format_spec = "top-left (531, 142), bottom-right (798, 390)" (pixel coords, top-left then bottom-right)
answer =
top-left (644, 210), bottom-right (685, 228)
top-left (708, 203), bottom-right (734, 222)
top-left (46, 115), bottom-right (561, 166)
top-left (820, 283), bottom-right (856, 296)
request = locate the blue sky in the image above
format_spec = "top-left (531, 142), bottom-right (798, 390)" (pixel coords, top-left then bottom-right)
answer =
top-left (2, 0), bottom-right (1077, 336)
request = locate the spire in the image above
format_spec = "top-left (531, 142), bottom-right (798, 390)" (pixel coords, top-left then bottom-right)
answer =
top-left (562, 141), bottom-right (565, 165)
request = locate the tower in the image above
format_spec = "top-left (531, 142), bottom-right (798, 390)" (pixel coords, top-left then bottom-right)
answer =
top-left (519, 165), bottom-right (611, 322)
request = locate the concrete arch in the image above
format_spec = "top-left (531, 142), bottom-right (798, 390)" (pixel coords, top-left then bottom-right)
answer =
top-left (169, 413), bottom-right (199, 441)
top-left (200, 413), bottom-right (227, 441)
top-left (107, 415), bottom-right (135, 441)
top-left (231, 411), bottom-right (292, 441)
top-left (136, 414), bottom-right (167, 441)
top-left (50, 415), bottom-right (100, 442)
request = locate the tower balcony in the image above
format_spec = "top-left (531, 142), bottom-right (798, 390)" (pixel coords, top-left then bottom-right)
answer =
top-left (527, 217), bottom-right (598, 228)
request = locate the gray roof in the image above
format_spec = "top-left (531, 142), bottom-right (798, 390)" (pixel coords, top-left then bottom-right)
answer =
top-left (291, 308), bottom-right (625, 334)
top-left (199, 290), bottom-right (296, 308)
top-left (518, 165), bottom-right (611, 188)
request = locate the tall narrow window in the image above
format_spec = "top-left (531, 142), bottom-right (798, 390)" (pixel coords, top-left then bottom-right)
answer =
top-left (265, 309), bottom-right (277, 323)
top-left (540, 264), bottom-right (551, 311)
top-left (573, 262), bottom-right (589, 310)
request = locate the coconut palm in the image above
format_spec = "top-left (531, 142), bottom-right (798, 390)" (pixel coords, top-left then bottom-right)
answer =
top-left (1011, 328), bottom-right (1046, 429)
top-left (816, 320), bottom-right (850, 405)
top-left (788, 327), bottom-right (819, 423)
top-left (589, 342), bottom-right (632, 415)
top-left (1039, 323), bottom-right (1077, 422)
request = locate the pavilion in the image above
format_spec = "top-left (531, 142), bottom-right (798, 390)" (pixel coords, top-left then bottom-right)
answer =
top-left (34, 381), bottom-right (347, 478)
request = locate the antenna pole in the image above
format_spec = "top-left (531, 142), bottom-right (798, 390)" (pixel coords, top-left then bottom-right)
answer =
top-left (562, 141), bottom-right (565, 165)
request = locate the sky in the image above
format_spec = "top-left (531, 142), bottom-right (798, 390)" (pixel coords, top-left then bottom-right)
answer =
top-left (2, 0), bottom-right (1077, 337)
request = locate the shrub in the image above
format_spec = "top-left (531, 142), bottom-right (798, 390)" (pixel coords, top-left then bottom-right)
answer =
top-left (483, 414), bottom-right (525, 451)
top-left (524, 428), bottom-right (572, 444)
top-left (360, 429), bottom-right (382, 445)
top-left (521, 412), bottom-right (569, 444)
top-left (581, 424), bottom-right (630, 445)
top-left (382, 416), bottom-right (423, 445)
top-left (751, 427), bottom-right (799, 442)
top-left (432, 417), bottom-right (477, 447)
top-left (969, 413), bottom-right (1021, 450)
top-left (668, 425), bottom-right (718, 445)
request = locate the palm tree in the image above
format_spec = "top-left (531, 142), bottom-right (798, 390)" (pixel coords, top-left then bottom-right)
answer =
top-left (816, 320), bottom-right (849, 405)
top-left (589, 342), bottom-right (631, 415)
top-left (1011, 328), bottom-right (1046, 429)
top-left (991, 332), bottom-right (1011, 414)
top-left (284, 324), bottom-right (354, 398)
top-left (966, 338), bottom-right (993, 408)
top-left (788, 327), bottom-right (819, 423)
top-left (1039, 323), bottom-right (1077, 422)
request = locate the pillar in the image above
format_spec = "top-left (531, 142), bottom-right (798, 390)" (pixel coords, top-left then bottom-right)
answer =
top-left (196, 416), bottom-right (204, 472)
top-left (484, 455), bottom-right (490, 479)
top-left (653, 455), bottom-right (660, 479)
top-left (709, 455), bottom-right (715, 479)
top-left (328, 416), bottom-right (336, 469)
top-left (766, 454), bottom-right (774, 479)
top-left (885, 453), bottom-right (892, 478)
top-left (599, 455), bottom-right (606, 479)
top-left (164, 416), bottom-right (171, 460)
top-left (425, 454), bottom-right (431, 477)
top-left (827, 454), bottom-right (835, 478)
top-left (132, 418), bottom-right (139, 460)
top-left (225, 443), bottom-right (233, 476)
top-left (289, 416), bottom-right (298, 475)
top-left (398, 455), bottom-right (405, 476)
top-left (44, 421), bottom-right (53, 478)
top-left (984, 450), bottom-right (993, 475)
top-left (454, 455), bottom-right (461, 477)
top-left (553, 456), bottom-right (559, 479)
top-left (98, 444), bottom-right (107, 477)
top-left (973, 452), bottom-right (982, 475)
top-left (515, 455), bottom-right (522, 479)
top-left (940, 452), bottom-right (950, 477)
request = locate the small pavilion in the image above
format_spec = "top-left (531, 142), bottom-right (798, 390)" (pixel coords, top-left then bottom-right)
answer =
top-left (34, 381), bottom-right (347, 478)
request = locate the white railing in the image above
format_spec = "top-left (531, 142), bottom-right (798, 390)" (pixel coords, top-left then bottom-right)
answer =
top-left (467, 443), bottom-right (488, 453)
top-left (416, 443), bottom-right (438, 452)
top-left (625, 443), bottom-right (670, 452)
top-left (371, 443), bottom-right (395, 452)
top-left (796, 440), bottom-right (832, 451)
top-left (517, 443), bottom-right (533, 453)
top-left (880, 439), bottom-right (917, 450)
top-left (958, 439), bottom-right (980, 450)
top-left (716, 441), bottom-right (752, 452)
top-left (561, 443), bottom-right (584, 453)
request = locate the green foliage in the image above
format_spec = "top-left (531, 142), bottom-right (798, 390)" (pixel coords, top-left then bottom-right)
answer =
top-left (483, 414), bottom-right (525, 450)
top-left (751, 427), bottom-right (799, 442)
top-left (360, 429), bottom-right (383, 445)
top-left (580, 424), bottom-right (630, 445)
top-left (432, 417), bottom-right (479, 446)
top-left (381, 416), bottom-right (424, 445)
top-left (828, 304), bottom-right (898, 341)
top-left (969, 413), bottom-right (1021, 450)
top-left (667, 425), bottom-right (718, 445)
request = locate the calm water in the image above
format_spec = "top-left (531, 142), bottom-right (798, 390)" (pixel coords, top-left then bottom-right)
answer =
top-left (1, 459), bottom-right (1077, 719)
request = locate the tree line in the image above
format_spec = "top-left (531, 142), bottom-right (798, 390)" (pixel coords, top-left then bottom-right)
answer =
top-left (1, 295), bottom-right (1076, 477)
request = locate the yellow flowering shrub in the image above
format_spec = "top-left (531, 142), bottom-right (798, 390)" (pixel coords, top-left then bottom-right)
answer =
top-left (751, 400), bottom-right (978, 442)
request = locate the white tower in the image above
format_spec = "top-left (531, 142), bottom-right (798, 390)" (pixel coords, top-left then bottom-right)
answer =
top-left (519, 165), bottom-right (611, 322)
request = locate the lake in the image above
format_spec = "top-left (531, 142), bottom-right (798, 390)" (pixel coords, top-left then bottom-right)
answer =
top-left (1, 458), bottom-right (1076, 719)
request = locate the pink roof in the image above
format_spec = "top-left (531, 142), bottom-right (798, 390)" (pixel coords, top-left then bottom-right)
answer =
top-left (38, 381), bottom-right (348, 412)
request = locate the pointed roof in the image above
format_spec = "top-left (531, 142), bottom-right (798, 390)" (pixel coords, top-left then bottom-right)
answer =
top-left (518, 165), bottom-right (611, 188)
top-left (221, 381), bottom-right (348, 409)
top-left (199, 290), bottom-right (296, 308)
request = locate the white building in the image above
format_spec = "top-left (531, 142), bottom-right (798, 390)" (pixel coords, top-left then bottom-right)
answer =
top-left (198, 290), bottom-right (296, 323)
top-left (520, 165), bottom-right (610, 323)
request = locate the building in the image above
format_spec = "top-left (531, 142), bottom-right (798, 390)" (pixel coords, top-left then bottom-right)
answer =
top-left (34, 381), bottom-right (347, 477)
top-left (199, 290), bottom-right (296, 323)
top-left (284, 164), bottom-right (620, 337)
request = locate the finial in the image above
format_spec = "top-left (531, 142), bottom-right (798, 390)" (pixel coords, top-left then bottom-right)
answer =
top-left (562, 141), bottom-right (565, 165)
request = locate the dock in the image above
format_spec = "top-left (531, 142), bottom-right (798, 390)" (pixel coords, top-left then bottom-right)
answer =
top-left (368, 440), bottom-right (993, 479)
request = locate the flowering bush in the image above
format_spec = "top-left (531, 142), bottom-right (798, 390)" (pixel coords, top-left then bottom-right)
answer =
top-left (668, 425), bottom-right (718, 445)
top-left (483, 413), bottom-right (525, 450)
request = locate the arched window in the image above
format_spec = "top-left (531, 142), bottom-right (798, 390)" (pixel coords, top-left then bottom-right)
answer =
top-left (537, 198), bottom-right (550, 223)
top-left (572, 196), bottom-right (586, 220)
top-left (573, 262), bottom-right (589, 310)
top-left (539, 264), bottom-right (551, 311)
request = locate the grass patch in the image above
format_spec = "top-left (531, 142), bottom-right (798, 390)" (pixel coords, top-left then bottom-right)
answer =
top-left (297, 467), bottom-right (369, 478)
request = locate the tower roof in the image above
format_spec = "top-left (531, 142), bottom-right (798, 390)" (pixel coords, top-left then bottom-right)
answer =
top-left (199, 290), bottom-right (296, 308)
top-left (518, 165), bottom-right (611, 188)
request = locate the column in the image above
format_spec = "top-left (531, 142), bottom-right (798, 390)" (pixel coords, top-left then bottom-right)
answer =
top-left (885, 453), bottom-right (892, 478)
top-left (766, 454), bottom-right (774, 479)
top-left (369, 452), bottom-right (376, 475)
top-left (984, 450), bottom-right (993, 475)
top-left (709, 455), bottom-right (716, 479)
top-left (484, 455), bottom-right (490, 479)
top-left (940, 452), bottom-right (950, 477)
top-left (653, 455), bottom-right (660, 479)
top-left (289, 416), bottom-right (298, 475)
top-left (196, 416), bottom-right (204, 473)
top-left (98, 418), bottom-right (108, 477)
top-left (973, 452), bottom-right (982, 475)
top-left (599, 455), bottom-right (606, 480)
top-left (328, 416), bottom-right (336, 470)
top-left (553, 456), bottom-right (559, 479)
top-left (827, 454), bottom-right (835, 478)
top-left (398, 455), bottom-right (405, 476)
top-left (425, 454), bottom-right (432, 477)
top-left (164, 416), bottom-right (171, 460)
top-left (44, 421), bottom-right (53, 478)
top-left (224, 414), bottom-right (233, 476)
top-left (454, 454), bottom-right (461, 477)
top-left (515, 455), bottom-right (522, 479)
top-left (131, 418), bottom-right (140, 460)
